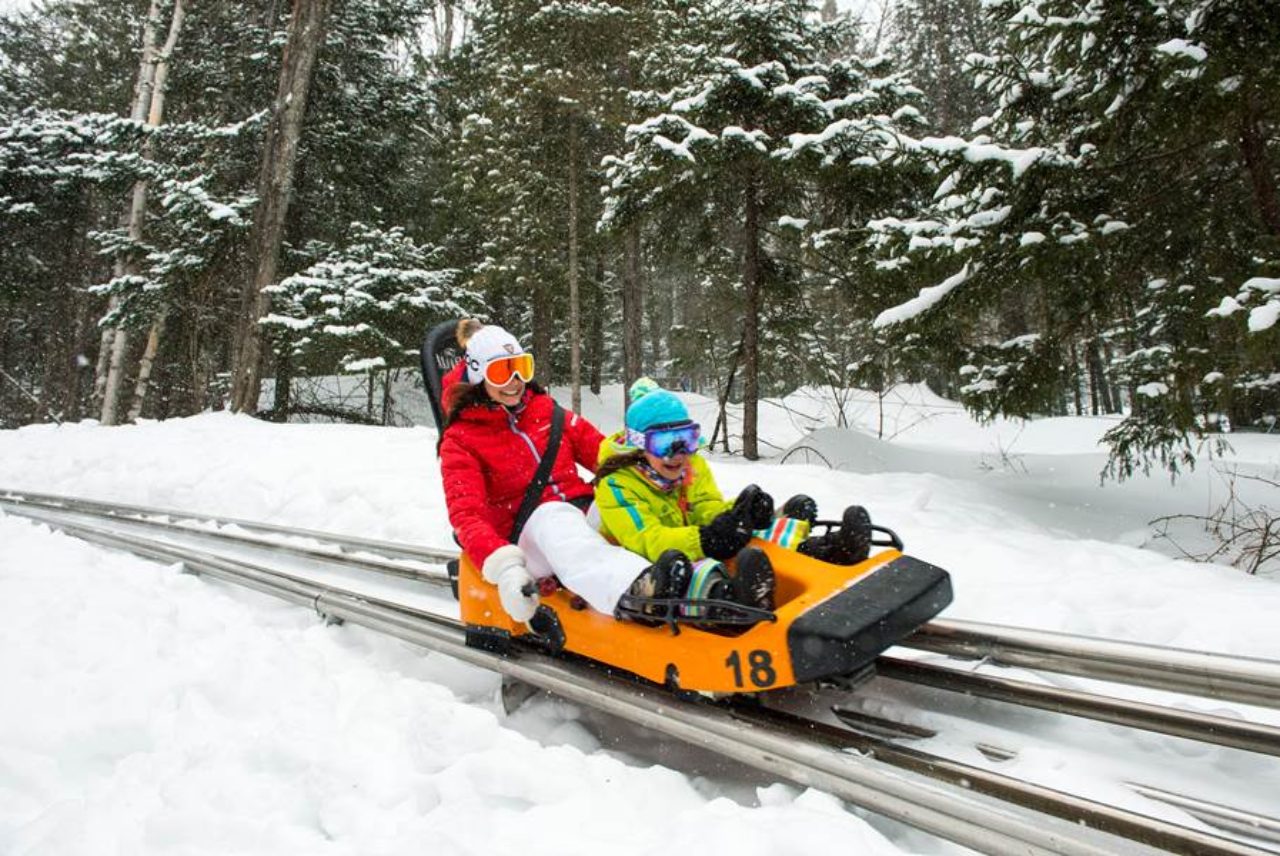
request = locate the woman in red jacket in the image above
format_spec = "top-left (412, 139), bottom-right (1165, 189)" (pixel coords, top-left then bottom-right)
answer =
top-left (439, 322), bottom-right (691, 622)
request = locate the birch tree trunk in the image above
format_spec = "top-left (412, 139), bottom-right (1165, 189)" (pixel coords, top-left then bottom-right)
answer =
top-left (230, 0), bottom-right (333, 414)
top-left (94, 0), bottom-right (163, 414)
top-left (567, 117), bottom-right (582, 413)
top-left (126, 313), bottom-right (167, 422)
top-left (121, 0), bottom-right (189, 423)
top-left (441, 2), bottom-right (455, 59)
top-left (1089, 339), bottom-right (1114, 414)
top-left (101, 0), bottom-right (188, 426)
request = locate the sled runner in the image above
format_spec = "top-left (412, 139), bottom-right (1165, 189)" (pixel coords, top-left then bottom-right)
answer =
top-left (422, 319), bottom-right (952, 694)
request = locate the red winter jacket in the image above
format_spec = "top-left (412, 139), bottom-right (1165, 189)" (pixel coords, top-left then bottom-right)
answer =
top-left (439, 376), bottom-right (605, 566)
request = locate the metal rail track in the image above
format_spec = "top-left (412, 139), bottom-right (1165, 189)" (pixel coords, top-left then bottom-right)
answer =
top-left (875, 657), bottom-right (1280, 758)
top-left (8, 505), bottom-right (1278, 856)
top-left (0, 487), bottom-right (457, 564)
top-left (826, 708), bottom-right (1280, 848)
top-left (1, 493), bottom-right (448, 583)
top-left (907, 619), bottom-right (1280, 711)
top-left (7, 488), bottom-right (1280, 712)
top-left (6, 490), bottom-right (1280, 753)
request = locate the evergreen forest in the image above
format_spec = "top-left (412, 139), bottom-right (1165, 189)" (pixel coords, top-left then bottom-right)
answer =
top-left (1, 0), bottom-right (1277, 480)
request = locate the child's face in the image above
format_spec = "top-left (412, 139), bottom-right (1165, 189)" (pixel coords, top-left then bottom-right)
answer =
top-left (644, 450), bottom-right (689, 481)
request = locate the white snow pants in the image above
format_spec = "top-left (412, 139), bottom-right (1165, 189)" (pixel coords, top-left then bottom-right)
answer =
top-left (516, 500), bottom-right (649, 615)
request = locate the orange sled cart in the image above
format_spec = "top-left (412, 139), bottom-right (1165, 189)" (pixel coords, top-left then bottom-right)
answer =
top-left (451, 537), bottom-right (951, 694)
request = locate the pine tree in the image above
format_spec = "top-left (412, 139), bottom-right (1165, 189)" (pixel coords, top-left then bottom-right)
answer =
top-left (886, 0), bottom-right (994, 135)
top-left (604, 0), bottom-right (924, 458)
top-left (441, 0), bottom-right (665, 404)
top-left (0, 109), bottom-right (144, 423)
top-left (868, 0), bottom-right (1280, 478)
top-left (261, 223), bottom-right (480, 400)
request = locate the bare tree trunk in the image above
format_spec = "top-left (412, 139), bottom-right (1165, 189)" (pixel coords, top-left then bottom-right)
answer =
top-left (381, 368), bottom-right (394, 425)
top-left (878, 385), bottom-right (887, 439)
top-left (441, 2), bottom-right (454, 59)
top-left (264, 0), bottom-right (283, 27)
top-left (1068, 337), bottom-right (1083, 416)
top-left (531, 259), bottom-right (552, 378)
top-left (622, 224), bottom-right (644, 411)
top-left (1240, 90), bottom-right (1280, 238)
top-left (646, 273), bottom-right (663, 373)
top-left (589, 256), bottom-right (604, 395)
top-left (1103, 342), bottom-right (1123, 414)
top-left (567, 118), bottom-right (582, 412)
top-left (102, 0), bottom-right (189, 425)
top-left (68, 296), bottom-right (95, 421)
top-left (40, 279), bottom-right (73, 422)
top-left (191, 326), bottom-right (214, 412)
top-left (94, 0), bottom-right (164, 415)
top-left (1087, 339), bottom-right (1100, 415)
top-left (710, 337), bottom-right (744, 453)
top-left (741, 172), bottom-right (761, 460)
top-left (270, 341), bottom-right (293, 419)
top-left (868, 0), bottom-right (894, 55)
top-left (126, 313), bottom-right (167, 422)
top-left (230, 0), bottom-right (333, 413)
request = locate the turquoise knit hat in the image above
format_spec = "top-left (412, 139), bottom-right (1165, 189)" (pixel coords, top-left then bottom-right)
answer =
top-left (625, 377), bottom-right (691, 435)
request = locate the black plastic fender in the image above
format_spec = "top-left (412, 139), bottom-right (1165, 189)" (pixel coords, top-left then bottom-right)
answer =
top-left (786, 555), bottom-right (953, 683)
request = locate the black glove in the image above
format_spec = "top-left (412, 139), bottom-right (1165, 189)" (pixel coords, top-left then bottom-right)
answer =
top-left (732, 484), bottom-right (775, 531)
top-left (700, 511), bottom-right (753, 560)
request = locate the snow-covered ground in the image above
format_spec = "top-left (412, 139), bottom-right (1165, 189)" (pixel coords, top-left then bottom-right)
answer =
top-left (2, 385), bottom-right (1278, 855)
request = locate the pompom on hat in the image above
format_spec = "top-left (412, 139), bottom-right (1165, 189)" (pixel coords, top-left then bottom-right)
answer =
top-left (463, 325), bottom-right (525, 384)
top-left (623, 377), bottom-right (696, 449)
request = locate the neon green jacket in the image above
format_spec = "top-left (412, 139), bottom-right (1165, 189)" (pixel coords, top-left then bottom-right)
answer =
top-left (594, 432), bottom-right (733, 562)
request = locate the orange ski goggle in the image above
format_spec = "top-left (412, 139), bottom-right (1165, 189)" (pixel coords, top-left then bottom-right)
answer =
top-left (483, 353), bottom-right (535, 386)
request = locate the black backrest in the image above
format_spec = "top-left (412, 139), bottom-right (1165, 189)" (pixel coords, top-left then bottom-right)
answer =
top-left (420, 319), bottom-right (464, 434)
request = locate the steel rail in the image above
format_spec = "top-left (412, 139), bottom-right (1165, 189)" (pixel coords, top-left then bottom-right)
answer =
top-left (1123, 784), bottom-right (1280, 848)
top-left (875, 657), bottom-right (1280, 758)
top-left (21, 512), bottom-right (1265, 856)
top-left (829, 707), bottom-right (1280, 851)
top-left (8, 488), bottom-right (1280, 715)
top-left (1, 498), bottom-right (447, 584)
top-left (0, 487), bottom-right (456, 564)
top-left (907, 619), bottom-right (1280, 710)
top-left (735, 704), bottom-right (1279, 856)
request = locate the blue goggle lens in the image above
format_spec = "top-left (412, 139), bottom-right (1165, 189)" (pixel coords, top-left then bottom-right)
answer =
top-left (645, 423), bottom-right (700, 458)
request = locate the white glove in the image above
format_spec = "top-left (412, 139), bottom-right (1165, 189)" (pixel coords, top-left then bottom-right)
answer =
top-left (482, 545), bottom-right (538, 623)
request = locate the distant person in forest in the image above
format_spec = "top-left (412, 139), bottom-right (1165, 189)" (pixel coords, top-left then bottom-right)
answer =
top-left (592, 379), bottom-right (875, 615)
top-left (438, 321), bottom-right (692, 624)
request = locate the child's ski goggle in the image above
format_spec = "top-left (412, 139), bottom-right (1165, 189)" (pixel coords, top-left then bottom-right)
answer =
top-left (642, 421), bottom-right (701, 459)
top-left (482, 353), bottom-right (535, 386)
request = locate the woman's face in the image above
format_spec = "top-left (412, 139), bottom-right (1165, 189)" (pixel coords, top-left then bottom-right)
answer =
top-left (484, 375), bottom-right (525, 408)
top-left (644, 449), bottom-right (689, 481)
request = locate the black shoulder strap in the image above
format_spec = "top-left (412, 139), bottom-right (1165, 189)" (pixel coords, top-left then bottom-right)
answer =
top-left (508, 403), bottom-right (565, 542)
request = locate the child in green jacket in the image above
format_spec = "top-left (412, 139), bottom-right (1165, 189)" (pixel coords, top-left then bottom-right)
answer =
top-left (593, 378), bottom-right (776, 618)
top-left (593, 378), bottom-right (877, 620)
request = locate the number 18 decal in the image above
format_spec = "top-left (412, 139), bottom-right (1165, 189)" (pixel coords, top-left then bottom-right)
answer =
top-left (725, 649), bottom-right (777, 688)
